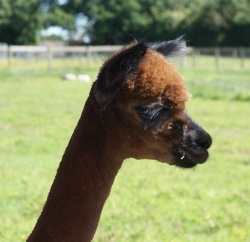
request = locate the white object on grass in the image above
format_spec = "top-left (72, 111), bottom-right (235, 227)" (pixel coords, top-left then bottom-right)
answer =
top-left (77, 75), bottom-right (90, 83)
top-left (64, 73), bottom-right (77, 81)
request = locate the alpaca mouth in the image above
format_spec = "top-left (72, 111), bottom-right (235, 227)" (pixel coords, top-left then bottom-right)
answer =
top-left (173, 148), bottom-right (209, 168)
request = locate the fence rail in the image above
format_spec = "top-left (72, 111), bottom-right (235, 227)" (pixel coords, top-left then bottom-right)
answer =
top-left (0, 44), bottom-right (249, 71)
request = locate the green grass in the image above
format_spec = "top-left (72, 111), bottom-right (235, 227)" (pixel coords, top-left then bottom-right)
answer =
top-left (0, 65), bottom-right (250, 241)
top-left (182, 69), bottom-right (250, 101)
top-left (173, 55), bottom-right (250, 72)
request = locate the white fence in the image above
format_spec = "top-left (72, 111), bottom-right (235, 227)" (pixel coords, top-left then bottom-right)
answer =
top-left (0, 44), bottom-right (249, 71)
top-left (0, 45), bottom-right (123, 70)
top-left (189, 47), bottom-right (249, 70)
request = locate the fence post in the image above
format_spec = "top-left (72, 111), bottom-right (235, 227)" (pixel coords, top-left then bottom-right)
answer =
top-left (47, 46), bottom-right (53, 71)
top-left (87, 46), bottom-right (91, 66)
top-left (240, 48), bottom-right (245, 70)
top-left (77, 52), bottom-right (82, 66)
top-left (232, 48), bottom-right (237, 59)
top-left (1, 44), bottom-right (8, 61)
top-left (192, 49), bottom-right (199, 69)
top-left (215, 47), bottom-right (220, 70)
top-left (8, 45), bottom-right (12, 70)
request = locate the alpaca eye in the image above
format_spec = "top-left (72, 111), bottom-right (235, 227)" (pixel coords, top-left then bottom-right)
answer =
top-left (136, 107), bottom-right (151, 119)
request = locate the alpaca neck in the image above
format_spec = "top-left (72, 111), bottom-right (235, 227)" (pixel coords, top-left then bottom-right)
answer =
top-left (27, 97), bottom-right (124, 242)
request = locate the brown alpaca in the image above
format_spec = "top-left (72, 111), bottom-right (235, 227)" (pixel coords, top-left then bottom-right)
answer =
top-left (27, 38), bottom-right (212, 242)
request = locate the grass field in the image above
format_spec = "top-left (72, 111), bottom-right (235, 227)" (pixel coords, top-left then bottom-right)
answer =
top-left (0, 63), bottom-right (250, 241)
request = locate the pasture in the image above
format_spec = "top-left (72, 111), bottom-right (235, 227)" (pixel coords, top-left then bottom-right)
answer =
top-left (0, 62), bottom-right (250, 241)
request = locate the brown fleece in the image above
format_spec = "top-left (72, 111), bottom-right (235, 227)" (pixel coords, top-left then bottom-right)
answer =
top-left (125, 49), bottom-right (191, 110)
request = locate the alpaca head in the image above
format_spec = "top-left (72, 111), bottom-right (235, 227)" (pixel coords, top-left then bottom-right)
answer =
top-left (92, 38), bottom-right (212, 168)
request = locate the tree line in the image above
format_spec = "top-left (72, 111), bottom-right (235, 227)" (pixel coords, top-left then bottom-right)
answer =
top-left (0, 0), bottom-right (250, 46)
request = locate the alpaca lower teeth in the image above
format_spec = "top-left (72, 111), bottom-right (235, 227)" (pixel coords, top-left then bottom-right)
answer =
top-left (181, 155), bottom-right (185, 160)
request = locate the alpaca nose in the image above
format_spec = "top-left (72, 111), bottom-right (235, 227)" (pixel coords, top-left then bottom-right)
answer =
top-left (183, 111), bottom-right (212, 150)
top-left (187, 117), bottom-right (212, 150)
top-left (194, 130), bottom-right (212, 150)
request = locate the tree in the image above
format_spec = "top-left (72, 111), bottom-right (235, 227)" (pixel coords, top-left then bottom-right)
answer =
top-left (0, 0), bottom-right (247, 46)
top-left (180, 0), bottom-right (250, 46)
top-left (180, 2), bottom-right (228, 46)
top-left (222, 0), bottom-right (250, 46)
top-left (60, 0), bottom-right (191, 44)
top-left (0, 0), bottom-right (42, 45)
top-left (41, 0), bottom-right (75, 31)
top-left (61, 0), bottom-right (149, 44)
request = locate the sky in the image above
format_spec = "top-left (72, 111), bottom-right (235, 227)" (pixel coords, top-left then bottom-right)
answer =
top-left (41, 27), bottom-right (69, 40)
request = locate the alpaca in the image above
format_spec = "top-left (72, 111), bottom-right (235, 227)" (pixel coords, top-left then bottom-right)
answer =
top-left (27, 38), bottom-right (212, 242)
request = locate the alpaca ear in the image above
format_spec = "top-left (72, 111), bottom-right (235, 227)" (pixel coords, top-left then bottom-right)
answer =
top-left (153, 36), bottom-right (188, 57)
top-left (94, 42), bottom-right (148, 109)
